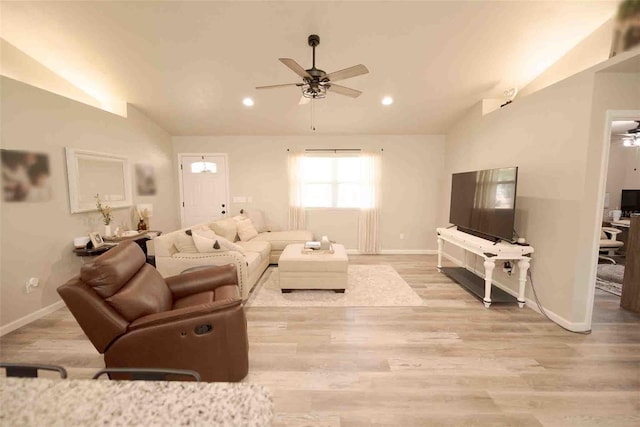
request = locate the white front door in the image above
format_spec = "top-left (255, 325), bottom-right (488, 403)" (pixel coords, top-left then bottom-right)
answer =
top-left (180, 154), bottom-right (229, 227)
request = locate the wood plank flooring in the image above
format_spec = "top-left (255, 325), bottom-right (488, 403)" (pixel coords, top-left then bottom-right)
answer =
top-left (1, 255), bottom-right (639, 426)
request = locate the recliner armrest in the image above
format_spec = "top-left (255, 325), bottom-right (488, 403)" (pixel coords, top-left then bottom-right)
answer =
top-left (165, 264), bottom-right (238, 299)
top-left (128, 298), bottom-right (242, 331)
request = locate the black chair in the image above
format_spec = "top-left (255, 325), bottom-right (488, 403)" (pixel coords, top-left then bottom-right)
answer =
top-left (92, 367), bottom-right (201, 381)
top-left (0, 363), bottom-right (67, 378)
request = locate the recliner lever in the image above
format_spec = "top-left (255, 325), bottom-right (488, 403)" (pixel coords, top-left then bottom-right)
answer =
top-left (194, 324), bottom-right (213, 335)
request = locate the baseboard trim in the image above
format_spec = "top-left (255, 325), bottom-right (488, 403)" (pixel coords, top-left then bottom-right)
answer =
top-left (346, 249), bottom-right (437, 255)
top-left (0, 300), bottom-right (65, 337)
top-left (380, 249), bottom-right (438, 255)
top-left (441, 252), bottom-right (589, 332)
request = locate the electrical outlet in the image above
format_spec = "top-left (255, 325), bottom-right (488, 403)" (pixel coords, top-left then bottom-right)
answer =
top-left (502, 261), bottom-right (513, 276)
top-left (399, 233), bottom-right (405, 240)
top-left (25, 277), bottom-right (39, 294)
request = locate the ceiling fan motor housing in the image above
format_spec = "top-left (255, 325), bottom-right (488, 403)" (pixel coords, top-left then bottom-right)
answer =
top-left (308, 34), bottom-right (320, 47)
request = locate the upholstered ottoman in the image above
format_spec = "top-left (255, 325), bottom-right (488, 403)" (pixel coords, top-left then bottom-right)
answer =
top-left (278, 243), bottom-right (348, 293)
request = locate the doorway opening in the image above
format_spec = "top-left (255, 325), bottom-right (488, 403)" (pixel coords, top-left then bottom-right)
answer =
top-left (589, 112), bottom-right (640, 324)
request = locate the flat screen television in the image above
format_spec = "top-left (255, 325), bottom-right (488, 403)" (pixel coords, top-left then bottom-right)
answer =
top-left (621, 189), bottom-right (640, 216)
top-left (449, 166), bottom-right (518, 242)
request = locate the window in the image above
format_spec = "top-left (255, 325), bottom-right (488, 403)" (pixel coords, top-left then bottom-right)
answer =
top-left (191, 162), bottom-right (217, 174)
top-left (300, 156), bottom-right (369, 208)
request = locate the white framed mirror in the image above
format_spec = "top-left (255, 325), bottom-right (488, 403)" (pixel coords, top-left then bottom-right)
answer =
top-left (65, 148), bottom-right (132, 213)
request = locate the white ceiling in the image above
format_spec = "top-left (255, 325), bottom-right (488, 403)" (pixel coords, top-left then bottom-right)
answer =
top-left (0, 1), bottom-right (617, 135)
top-left (611, 121), bottom-right (639, 135)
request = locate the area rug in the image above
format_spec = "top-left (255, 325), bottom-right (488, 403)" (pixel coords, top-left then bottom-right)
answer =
top-left (245, 265), bottom-right (423, 307)
top-left (595, 264), bottom-right (624, 296)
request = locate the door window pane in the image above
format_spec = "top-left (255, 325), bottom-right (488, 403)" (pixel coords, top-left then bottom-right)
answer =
top-left (191, 162), bottom-right (217, 174)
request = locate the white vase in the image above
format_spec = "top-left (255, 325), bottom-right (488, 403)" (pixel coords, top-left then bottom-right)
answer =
top-left (104, 224), bottom-right (111, 237)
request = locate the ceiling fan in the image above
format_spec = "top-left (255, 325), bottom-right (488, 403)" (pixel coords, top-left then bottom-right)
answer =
top-left (619, 121), bottom-right (640, 147)
top-left (256, 34), bottom-right (369, 105)
top-left (624, 121), bottom-right (640, 134)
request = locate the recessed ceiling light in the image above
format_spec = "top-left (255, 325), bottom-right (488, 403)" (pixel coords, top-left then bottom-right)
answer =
top-left (242, 97), bottom-right (254, 107)
top-left (381, 96), bottom-right (393, 106)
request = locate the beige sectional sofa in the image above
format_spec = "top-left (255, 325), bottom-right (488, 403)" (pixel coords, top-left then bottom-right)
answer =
top-left (155, 218), bottom-right (313, 299)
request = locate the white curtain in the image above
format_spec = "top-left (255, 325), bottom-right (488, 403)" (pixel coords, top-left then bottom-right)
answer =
top-left (288, 152), bottom-right (306, 230)
top-left (358, 151), bottom-right (381, 254)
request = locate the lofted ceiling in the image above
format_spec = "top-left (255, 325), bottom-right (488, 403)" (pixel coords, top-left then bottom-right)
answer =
top-left (0, 1), bottom-right (617, 135)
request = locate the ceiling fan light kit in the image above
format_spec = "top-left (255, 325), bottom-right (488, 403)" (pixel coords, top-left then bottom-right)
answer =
top-left (256, 34), bottom-right (369, 103)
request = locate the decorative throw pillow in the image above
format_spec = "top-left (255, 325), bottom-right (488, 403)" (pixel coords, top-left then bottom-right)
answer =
top-left (231, 214), bottom-right (246, 223)
top-left (192, 229), bottom-right (246, 254)
top-left (237, 218), bottom-right (259, 241)
top-left (243, 209), bottom-right (267, 232)
top-left (192, 229), bottom-right (225, 253)
top-left (209, 218), bottom-right (238, 242)
top-left (172, 230), bottom-right (198, 253)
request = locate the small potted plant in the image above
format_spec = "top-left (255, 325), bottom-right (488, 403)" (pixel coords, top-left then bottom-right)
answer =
top-left (611, 0), bottom-right (640, 57)
top-left (95, 194), bottom-right (113, 236)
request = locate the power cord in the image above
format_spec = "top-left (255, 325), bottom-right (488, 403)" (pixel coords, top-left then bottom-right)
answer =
top-left (527, 268), bottom-right (591, 335)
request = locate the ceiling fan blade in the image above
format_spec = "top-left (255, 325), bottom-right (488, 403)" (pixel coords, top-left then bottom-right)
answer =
top-left (299, 96), bottom-right (311, 105)
top-left (255, 83), bottom-right (300, 90)
top-left (324, 64), bottom-right (369, 82)
top-left (279, 58), bottom-right (312, 79)
top-left (326, 84), bottom-right (362, 98)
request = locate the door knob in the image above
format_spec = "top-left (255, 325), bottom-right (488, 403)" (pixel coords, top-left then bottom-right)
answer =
top-left (221, 210), bottom-right (226, 214)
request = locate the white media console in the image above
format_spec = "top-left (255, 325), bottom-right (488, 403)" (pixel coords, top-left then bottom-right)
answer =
top-left (436, 227), bottom-right (534, 308)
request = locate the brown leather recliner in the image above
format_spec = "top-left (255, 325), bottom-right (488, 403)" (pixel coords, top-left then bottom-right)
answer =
top-left (58, 241), bottom-right (248, 382)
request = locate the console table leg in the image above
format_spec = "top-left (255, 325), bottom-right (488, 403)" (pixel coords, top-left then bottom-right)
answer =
top-left (437, 237), bottom-right (443, 270)
top-left (483, 259), bottom-right (495, 308)
top-left (517, 258), bottom-right (530, 308)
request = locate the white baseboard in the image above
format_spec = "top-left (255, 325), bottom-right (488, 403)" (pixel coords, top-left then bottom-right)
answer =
top-left (441, 253), bottom-right (589, 332)
top-left (380, 249), bottom-right (438, 255)
top-left (0, 300), bottom-right (65, 337)
top-left (346, 249), bottom-right (437, 255)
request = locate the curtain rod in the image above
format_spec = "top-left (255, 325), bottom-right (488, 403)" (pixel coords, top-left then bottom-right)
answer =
top-left (286, 148), bottom-right (384, 152)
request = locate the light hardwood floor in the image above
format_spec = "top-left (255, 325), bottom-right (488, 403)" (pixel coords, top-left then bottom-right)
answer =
top-left (2, 255), bottom-right (639, 426)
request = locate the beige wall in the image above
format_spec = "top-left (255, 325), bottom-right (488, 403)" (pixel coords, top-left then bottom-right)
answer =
top-left (173, 135), bottom-right (445, 251)
top-left (0, 38), bottom-right (127, 116)
top-left (519, 19), bottom-right (614, 98)
top-left (0, 76), bottom-right (179, 329)
top-left (606, 142), bottom-right (640, 213)
top-left (440, 54), bottom-right (640, 329)
top-left (573, 69), bottom-right (640, 321)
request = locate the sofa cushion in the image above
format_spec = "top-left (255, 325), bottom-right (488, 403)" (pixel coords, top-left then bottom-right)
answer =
top-left (106, 264), bottom-right (173, 322)
top-left (235, 240), bottom-right (271, 261)
top-left (172, 291), bottom-right (214, 310)
top-left (209, 218), bottom-right (238, 242)
top-left (243, 209), bottom-right (267, 232)
top-left (252, 230), bottom-right (314, 251)
top-left (237, 218), bottom-right (259, 241)
top-left (173, 231), bottom-right (198, 253)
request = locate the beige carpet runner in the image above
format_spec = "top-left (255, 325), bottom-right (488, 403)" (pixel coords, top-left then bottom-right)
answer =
top-left (246, 264), bottom-right (423, 307)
